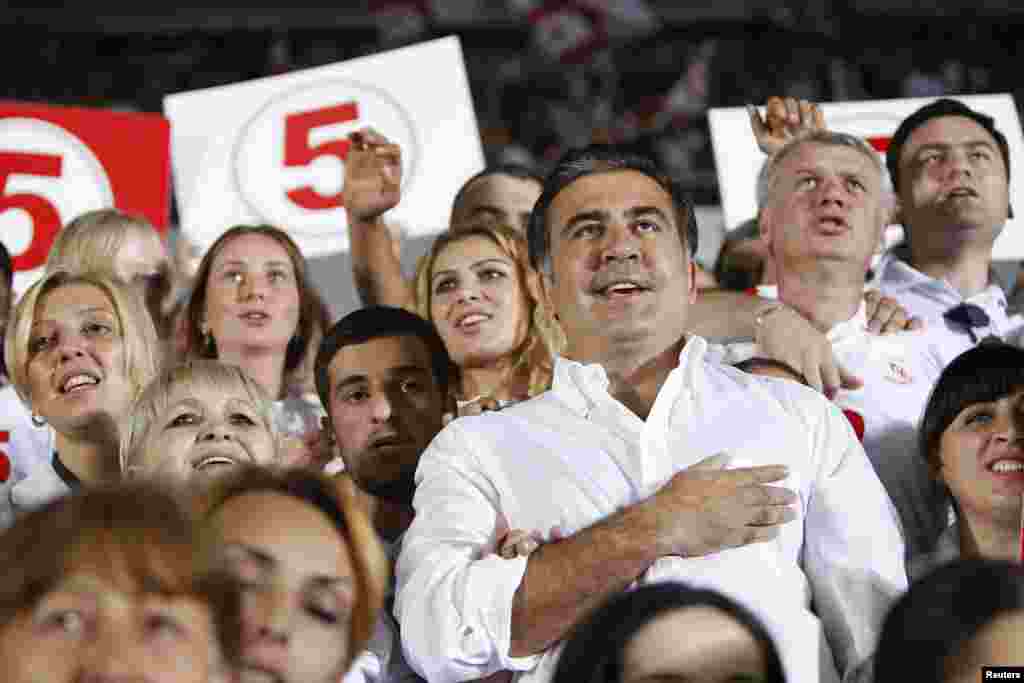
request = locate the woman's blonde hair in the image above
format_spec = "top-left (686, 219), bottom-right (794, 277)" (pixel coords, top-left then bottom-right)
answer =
top-left (47, 208), bottom-right (163, 275)
top-left (414, 222), bottom-right (564, 400)
top-left (5, 269), bottom-right (160, 410)
top-left (200, 466), bottom-right (388, 674)
top-left (120, 359), bottom-right (277, 476)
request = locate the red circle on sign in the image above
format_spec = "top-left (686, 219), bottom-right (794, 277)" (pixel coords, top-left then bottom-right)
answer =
top-left (0, 451), bottom-right (10, 483)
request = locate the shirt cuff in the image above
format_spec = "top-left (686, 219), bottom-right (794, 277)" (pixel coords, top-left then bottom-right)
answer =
top-left (462, 553), bottom-right (541, 672)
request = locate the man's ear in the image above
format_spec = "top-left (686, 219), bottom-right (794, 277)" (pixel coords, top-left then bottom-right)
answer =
top-left (757, 208), bottom-right (775, 260)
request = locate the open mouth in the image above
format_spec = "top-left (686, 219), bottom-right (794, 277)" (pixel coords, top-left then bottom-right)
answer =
top-left (455, 312), bottom-right (491, 329)
top-left (816, 216), bottom-right (849, 233)
top-left (988, 458), bottom-right (1024, 474)
top-left (59, 372), bottom-right (100, 394)
top-left (240, 311), bottom-right (271, 323)
top-left (596, 281), bottom-right (650, 297)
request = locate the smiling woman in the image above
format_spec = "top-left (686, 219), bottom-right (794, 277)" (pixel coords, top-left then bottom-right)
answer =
top-left (120, 359), bottom-right (280, 487)
top-left (3, 270), bottom-right (159, 512)
top-left (184, 224), bottom-right (331, 467)
top-left (413, 222), bottom-right (563, 415)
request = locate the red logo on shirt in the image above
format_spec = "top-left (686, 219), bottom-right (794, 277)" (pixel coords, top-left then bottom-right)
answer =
top-left (886, 361), bottom-right (913, 384)
top-left (0, 431), bottom-right (10, 483)
top-left (842, 410), bottom-right (865, 442)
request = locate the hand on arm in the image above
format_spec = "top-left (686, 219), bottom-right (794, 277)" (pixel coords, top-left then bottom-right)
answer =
top-left (756, 303), bottom-right (863, 397)
top-left (508, 454), bottom-right (797, 656)
top-left (747, 96), bottom-right (827, 156)
top-left (863, 290), bottom-right (923, 334)
top-left (343, 127), bottom-right (414, 309)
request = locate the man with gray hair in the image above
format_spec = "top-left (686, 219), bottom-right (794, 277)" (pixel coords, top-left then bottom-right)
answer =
top-left (721, 129), bottom-right (948, 558)
top-left (396, 145), bottom-right (906, 683)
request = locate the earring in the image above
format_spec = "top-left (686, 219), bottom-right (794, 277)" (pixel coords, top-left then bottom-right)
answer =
top-left (31, 413), bottom-right (46, 427)
top-left (203, 329), bottom-right (216, 356)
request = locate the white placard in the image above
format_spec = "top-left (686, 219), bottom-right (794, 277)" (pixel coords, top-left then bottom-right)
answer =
top-left (164, 36), bottom-right (485, 258)
top-left (709, 94), bottom-right (1024, 260)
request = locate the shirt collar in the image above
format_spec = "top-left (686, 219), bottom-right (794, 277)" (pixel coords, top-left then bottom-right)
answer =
top-left (875, 245), bottom-right (1009, 302)
top-left (552, 336), bottom-right (707, 418)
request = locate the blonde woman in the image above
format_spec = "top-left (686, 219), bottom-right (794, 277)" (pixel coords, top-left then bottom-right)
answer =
top-left (120, 359), bottom-right (280, 485)
top-left (414, 222), bottom-right (563, 415)
top-left (3, 270), bottom-right (159, 512)
top-left (184, 224), bottom-right (332, 466)
top-left (48, 208), bottom-right (173, 339)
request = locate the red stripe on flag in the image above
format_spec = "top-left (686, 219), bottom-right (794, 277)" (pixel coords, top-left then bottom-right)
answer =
top-left (0, 431), bottom-right (9, 483)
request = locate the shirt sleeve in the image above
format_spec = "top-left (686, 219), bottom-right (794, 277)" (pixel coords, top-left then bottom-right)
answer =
top-left (395, 421), bottom-right (541, 682)
top-left (799, 395), bottom-right (909, 679)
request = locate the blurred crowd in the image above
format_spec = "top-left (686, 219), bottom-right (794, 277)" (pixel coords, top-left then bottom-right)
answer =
top-left (1, 7), bottom-right (1024, 682)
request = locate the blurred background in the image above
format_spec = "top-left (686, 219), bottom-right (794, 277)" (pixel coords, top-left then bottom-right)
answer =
top-left (5, 0), bottom-right (1021, 209)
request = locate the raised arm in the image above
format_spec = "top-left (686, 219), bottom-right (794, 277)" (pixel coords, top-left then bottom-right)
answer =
top-left (343, 127), bottom-right (415, 310)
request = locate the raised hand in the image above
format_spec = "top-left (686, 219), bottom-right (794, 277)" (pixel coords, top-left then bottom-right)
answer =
top-left (342, 127), bottom-right (402, 222)
top-left (747, 96), bottom-right (826, 156)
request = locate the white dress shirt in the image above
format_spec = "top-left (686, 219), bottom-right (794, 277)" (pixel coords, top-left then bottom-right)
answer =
top-left (871, 247), bottom-right (1024, 366)
top-left (396, 337), bottom-right (907, 683)
top-left (722, 302), bottom-right (947, 559)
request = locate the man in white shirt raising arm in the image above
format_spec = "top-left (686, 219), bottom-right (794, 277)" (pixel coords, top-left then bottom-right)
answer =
top-left (395, 146), bottom-right (907, 683)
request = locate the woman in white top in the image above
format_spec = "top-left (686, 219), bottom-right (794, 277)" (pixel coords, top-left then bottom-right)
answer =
top-left (413, 222), bottom-right (562, 417)
top-left (183, 224), bottom-right (331, 464)
top-left (3, 270), bottom-right (159, 510)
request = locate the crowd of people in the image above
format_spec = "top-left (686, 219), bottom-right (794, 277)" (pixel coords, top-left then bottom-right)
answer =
top-left (0, 92), bottom-right (1023, 683)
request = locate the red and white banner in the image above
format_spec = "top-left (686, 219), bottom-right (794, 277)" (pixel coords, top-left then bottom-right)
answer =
top-left (164, 36), bottom-right (485, 260)
top-left (709, 94), bottom-right (1024, 260)
top-left (0, 102), bottom-right (170, 295)
top-left (511, 0), bottom-right (659, 64)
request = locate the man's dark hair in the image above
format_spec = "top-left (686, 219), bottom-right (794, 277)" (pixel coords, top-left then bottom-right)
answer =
top-left (551, 581), bottom-right (786, 683)
top-left (314, 305), bottom-right (451, 416)
top-left (527, 146), bottom-right (698, 273)
top-left (450, 164), bottom-right (544, 221)
top-left (887, 98), bottom-right (1011, 194)
top-left (0, 239), bottom-right (11, 290)
top-left (875, 560), bottom-right (1024, 683)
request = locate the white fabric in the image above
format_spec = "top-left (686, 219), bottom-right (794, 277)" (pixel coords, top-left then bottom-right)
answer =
top-left (344, 536), bottom-right (424, 683)
top-left (723, 302), bottom-right (948, 558)
top-left (0, 384), bottom-right (56, 529)
top-left (396, 337), bottom-right (907, 683)
top-left (10, 459), bottom-right (71, 514)
top-left (872, 248), bottom-right (1024, 366)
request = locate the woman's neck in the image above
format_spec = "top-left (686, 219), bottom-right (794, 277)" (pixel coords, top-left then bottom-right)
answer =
top-left (54, 429), bottom-right (120, 485)
top-left (960, 511), bottom-right (1020, 563)
top-left (217, 347), bottom-right (287, 400)
top-left (458, 359), bottom-right (522, 404)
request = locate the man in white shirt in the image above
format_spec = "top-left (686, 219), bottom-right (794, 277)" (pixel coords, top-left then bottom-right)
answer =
top-left (396, 147), bottom-right (907, 683)
top-left (872, 98), bottom-right (1021, 363)
top-left (315, 305), bottom-right (455, 683)
top-left (722, 130), bottom-right (947, 558)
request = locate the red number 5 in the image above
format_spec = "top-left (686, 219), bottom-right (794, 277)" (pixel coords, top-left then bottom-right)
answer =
top-left (284, 102), bottom-right (359, 211)
top-left (0, 152), bottom-right (63, 271)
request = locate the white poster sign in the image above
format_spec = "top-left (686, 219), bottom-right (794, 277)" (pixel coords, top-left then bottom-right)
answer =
top-left (709, 94), bottom-right (1024, 260)
top-left (165, 35), bottom-right (485, 258)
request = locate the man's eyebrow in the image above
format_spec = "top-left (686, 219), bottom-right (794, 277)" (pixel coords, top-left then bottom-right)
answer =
top-left (561, 210), bottom-right (609, 238)
top-left (625, 206), bottom-right (672, 222)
